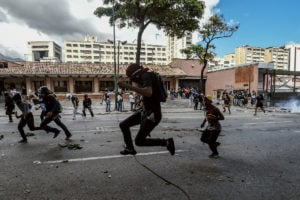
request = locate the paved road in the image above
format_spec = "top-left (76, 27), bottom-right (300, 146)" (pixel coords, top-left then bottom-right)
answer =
top-left (0, 99), bottom-right (299, 200)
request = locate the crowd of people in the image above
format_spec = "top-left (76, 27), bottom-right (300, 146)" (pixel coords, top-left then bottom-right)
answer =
top-left (2, 64), bottom-right (267, 158)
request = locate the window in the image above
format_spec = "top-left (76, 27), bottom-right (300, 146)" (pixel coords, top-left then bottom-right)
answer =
top-left (53, 80), bottom-right (68, 93)
top-left (75, 81), bottom-right (93, 93)
top-left (0, 62), bottom-right (8, 68)
top-left (99, 81), bottom-right (114, 91)
top-left (33, 81), bottom-right (45, 92)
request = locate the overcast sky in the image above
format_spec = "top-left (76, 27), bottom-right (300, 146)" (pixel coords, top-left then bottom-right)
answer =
top-left (0, 0), bottom-right (219, 59)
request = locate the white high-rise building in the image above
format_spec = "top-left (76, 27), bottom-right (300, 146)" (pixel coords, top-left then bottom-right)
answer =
top-left (167, 32), bottom-right (193, 63)
top-left (64, 35), bottom-right (167, 65)
top-left (27, 41), bottom-right (62, 62)
top-left (285, 44), bottom-right (300, 71)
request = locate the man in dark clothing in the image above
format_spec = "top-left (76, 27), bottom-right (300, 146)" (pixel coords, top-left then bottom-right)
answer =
top-left (82, 94), bottom-right (94, 117)
top-left (117, 63), bottom-right (175, 155)
top-left (222, 93), bottom-right (231, 114)
top-left (254, 94), bottom-right (265, 116)
top-left (12, 93), bottom-right (41, 143)
top-left (4, 92), bottom-right (15, 122)
top-left (201, 96), bottom-right (224, 158)
top-left (37, 86), bottom-right (72, 140)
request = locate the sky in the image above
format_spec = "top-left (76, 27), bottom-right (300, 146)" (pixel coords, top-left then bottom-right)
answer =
top-left (0, 0), bottom-right (299, 59)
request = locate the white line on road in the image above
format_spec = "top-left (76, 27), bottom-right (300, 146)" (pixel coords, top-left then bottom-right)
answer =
top-left (42, 150), bottom-right (186, 164)
top-left (245, 121), bottom-right (293, 125)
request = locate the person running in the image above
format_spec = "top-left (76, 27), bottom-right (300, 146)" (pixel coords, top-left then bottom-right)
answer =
top-left (117, 63), bottom-right (175, 155)
top-left (82, 94), bottom-right (94, 117)
top-left (200, 95), bottom-right (224, 158)
top-left (254, 93), bottom-right (265, 116)
top-left (36, 86), bottom-right (72, 140)
top-left (12, 93), bottom-right (42, 143)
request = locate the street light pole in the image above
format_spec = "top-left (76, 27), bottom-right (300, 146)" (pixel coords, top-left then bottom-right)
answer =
top-left (112, 0), bottom-right (117, 110)
top-left (117, 41), bottom-right (127, 84)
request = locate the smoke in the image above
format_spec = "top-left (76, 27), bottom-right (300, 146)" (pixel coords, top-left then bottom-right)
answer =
top-left (275, 98), bottom-right (300, 113)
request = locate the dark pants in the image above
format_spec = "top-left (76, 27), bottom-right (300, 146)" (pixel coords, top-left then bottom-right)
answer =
top-left (119, 110), bottom-right (166, 150)
top-left (40, 114), bottom-right (71, 137)
top-left (6, 106), bottom-right (14, 122)
top-left (82, 107), bottom-right (94, 117)
top-left (18, 112), bottom-right (41, 140)
top-left (201, 129), bottom-right (221, 154)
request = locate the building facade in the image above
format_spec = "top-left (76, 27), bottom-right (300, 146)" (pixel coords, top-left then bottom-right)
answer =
top-left (64, 35), bottom-right (168, 65)
top-left (0, 61), bottom-right (185, 100)
top-left (285, 44), bottom-right (300, 71)
top-left (235, 45), bottom-right (265, 65)
top-left (264, 46), bottom-right (289, 70)
top-left (167, 32), bottom-right (193, 63)
top-left (27, 41), bottom-right (62, 62)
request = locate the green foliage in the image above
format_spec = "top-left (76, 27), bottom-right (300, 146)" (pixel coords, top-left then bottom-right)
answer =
top-left (181, 14), bottom-right (239, 93)
top-left (94, 0), bottom-right (205, 64)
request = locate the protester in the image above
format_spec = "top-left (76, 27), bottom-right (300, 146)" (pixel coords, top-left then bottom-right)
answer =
top-left (200, 96), bottom-right (224, 158)
top-left (82, 94), bottom-right (94, 117)
top-left (12, 93), bottom-right (41, 143)
top-left (222, 92), bottom-right (231, 114)
top-left (117, 63), bottom-right (175, 155)
top-left (117, 92), bottom-right (123, 112)
top-left (129, 92), bottom-right (135, 111)
top-left (36, 86), bottom-right (72, 140)
top-left (66, 93), bottom-right (81, 120)
top-left (4, 91), bottom-right (15, 122)
top-left (103, 88), bottom-right (111, 112)
top-left (254, 93), bottom-right (265, 116)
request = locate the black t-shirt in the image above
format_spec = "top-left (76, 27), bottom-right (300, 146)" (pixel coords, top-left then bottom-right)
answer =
top-left (138, 72), bottom-right (161, 114)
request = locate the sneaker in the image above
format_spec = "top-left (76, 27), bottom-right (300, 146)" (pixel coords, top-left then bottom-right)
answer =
top-left (209, 153), bottom-right (219, 158)
top-left (120, 148), bottom-right (137, 155)
top-left (166, 138), bottom-right (175, 156)
top-left (65, 134), bottom-right (72, 140)
top-left (18, 139), bottom-right (28, 143)
top-left (53, 130), bottom-right (60, 138)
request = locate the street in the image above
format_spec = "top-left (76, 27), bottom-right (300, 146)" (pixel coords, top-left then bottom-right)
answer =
top-left (0, 99), bottom-right (300, 200)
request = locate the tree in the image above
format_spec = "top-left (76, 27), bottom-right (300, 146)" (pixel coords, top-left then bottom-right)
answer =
top-left (94, 0), bottom-right (205, 65)
top-left (181, 14), bottom-right (239, 94)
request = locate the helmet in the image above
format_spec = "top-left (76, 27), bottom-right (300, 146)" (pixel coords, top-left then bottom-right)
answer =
top-left (12, 93), bottom-right (22, 102)
top-left (205, 95), bottom-right (213, 102)
top-left (39, 86), bottom-right (50, 95)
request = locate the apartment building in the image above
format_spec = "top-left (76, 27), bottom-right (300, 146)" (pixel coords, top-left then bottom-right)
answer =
top-left (285, 44), bottom-right (300, 71)
top-left (64, 35), bottom-right (167, 65)
top-left (27, 41), bottom-right (62, 62)
top-left (167, 32), bottom-right (193, 63)
top-left (235, 45), bottom-right (265, 65)
top-left (208, 53), bottom-right (235, 71)
top-left (265, 46), bottom-right (289, 70)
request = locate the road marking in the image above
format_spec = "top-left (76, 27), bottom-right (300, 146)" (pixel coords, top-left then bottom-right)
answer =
top-left (42, 150), bottom-right (186, 164)
top-left (245, 121), bottom-right (292, 125)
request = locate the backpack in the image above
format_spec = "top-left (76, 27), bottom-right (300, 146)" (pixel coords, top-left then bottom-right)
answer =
top-left (57, 100), bottom-right (63, 113)
top-left (152, 72), bottom-right (168, 102)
